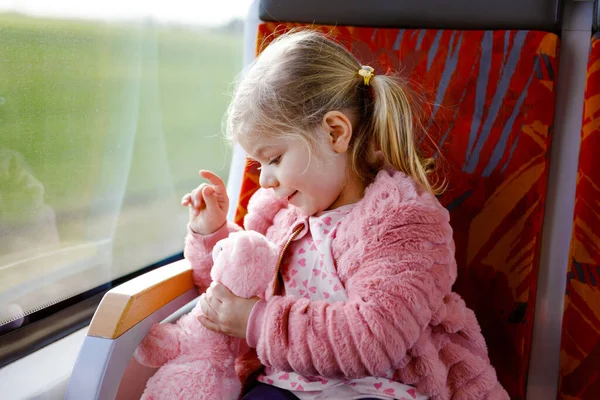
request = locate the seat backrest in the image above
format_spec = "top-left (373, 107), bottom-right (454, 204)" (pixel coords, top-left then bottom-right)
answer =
top-left (557, 31), bottom-right (600, 400)
top-left (234, 3), bottom-right (562, 398)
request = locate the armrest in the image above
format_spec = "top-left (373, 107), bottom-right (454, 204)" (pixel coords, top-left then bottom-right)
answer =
top-left (67, 259), bottom-right (199, 400)
top-left (88, 259), bottom-right (195, 339)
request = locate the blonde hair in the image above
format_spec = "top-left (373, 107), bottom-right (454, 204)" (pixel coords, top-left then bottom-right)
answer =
top-left (226, 29), bottom-right (442, 194)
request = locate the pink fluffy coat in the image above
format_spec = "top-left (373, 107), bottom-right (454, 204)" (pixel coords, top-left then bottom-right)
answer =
top-left (134, 231), bottom-right (279, 400)
top-left (185, 168), bottom-right (510, 400)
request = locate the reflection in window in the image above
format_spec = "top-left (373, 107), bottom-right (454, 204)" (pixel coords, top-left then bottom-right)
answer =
top-left (0, 1), bottom-right (247, 333)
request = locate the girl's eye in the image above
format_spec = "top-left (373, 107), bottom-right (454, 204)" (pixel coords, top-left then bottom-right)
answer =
top-left (269, 156), bottom-right (281, 165)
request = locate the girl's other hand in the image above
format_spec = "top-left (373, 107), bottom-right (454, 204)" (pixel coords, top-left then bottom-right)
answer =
top-left (181, 170), bottom-right (229, 235)
top-left (197, 282), bottom-right (258, 338)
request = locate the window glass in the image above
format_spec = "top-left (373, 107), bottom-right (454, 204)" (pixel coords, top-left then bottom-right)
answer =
top-left (0, 0), bottom-right (249, 333)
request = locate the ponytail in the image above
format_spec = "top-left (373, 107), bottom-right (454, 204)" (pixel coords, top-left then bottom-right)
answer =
top-left (367, 75), bottom-right (443, 195)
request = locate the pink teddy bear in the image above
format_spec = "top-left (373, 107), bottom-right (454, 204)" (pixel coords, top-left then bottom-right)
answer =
top-left (134, 230), bottom-right (279, 400)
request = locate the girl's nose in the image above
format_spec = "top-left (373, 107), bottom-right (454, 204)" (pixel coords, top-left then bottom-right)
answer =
top-left (259, 169), bottom-right (279, 189)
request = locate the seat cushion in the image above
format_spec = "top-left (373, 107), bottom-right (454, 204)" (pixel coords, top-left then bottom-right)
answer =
top-left (558, 32), bottom-right (600, 400)
top-left (234, 23), bottom-right (559, 399)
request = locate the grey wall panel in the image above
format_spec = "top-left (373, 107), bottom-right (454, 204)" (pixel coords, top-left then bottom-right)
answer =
top-left (594, 0), bottom-right (600, 31)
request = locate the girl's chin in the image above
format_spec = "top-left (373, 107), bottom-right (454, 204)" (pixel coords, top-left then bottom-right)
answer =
top-left (288, 194), bottom-right (327, 216)
top-left (296, 204), bottom-right (323, 217)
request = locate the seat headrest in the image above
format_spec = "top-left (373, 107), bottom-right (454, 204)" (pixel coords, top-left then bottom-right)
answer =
top-left (259, 0), bottom-right (563, 32)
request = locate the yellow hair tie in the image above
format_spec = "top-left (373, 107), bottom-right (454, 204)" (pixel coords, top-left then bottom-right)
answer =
top-left (358, 65), bottom-right (375, 86)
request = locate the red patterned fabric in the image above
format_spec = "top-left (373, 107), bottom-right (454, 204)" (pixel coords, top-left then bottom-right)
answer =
top-left (233, 23), bottom-right (560, 399)
top-left (558, 33), bottom-right (600, 400)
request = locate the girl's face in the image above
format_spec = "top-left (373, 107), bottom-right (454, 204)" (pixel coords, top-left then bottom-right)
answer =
top-left (239, 111), bottom-right (363, 216)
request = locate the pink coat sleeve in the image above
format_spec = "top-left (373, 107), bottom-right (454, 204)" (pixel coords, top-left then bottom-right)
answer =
top-left (253, 195), bottom-right (457, 379)
top-left (184, 221), bottom-right (242, 291)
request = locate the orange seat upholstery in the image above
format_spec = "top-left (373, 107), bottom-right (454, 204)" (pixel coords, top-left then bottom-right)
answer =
top-left (234, 23), bottom-right (560, 399)
top-left (557, 32), bottom-right (600, 400)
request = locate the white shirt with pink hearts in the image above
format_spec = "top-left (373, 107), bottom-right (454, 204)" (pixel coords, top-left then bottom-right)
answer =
top-left (256, 204), bottom-right (428, 400)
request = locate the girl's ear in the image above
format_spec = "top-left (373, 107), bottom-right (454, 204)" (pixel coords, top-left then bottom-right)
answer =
top-left (322, 110), bottom-right (353, 154)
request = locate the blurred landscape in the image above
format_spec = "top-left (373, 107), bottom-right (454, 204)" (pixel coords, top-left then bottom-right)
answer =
top-left (0, 12), bottom-right (244, 318)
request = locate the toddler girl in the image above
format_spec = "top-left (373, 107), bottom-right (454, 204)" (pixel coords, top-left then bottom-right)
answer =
top-left (182, 30), bottom-right (509, 400)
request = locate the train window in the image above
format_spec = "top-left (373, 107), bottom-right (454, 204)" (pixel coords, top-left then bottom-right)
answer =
top-left (0, 0), bottom-right (249, 334)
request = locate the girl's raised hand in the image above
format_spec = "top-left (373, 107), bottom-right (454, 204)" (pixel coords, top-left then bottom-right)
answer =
top-left (181, 170), bottom-right (229, 235)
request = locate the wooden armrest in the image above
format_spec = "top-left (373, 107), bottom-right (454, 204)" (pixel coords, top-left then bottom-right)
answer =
top-left (67, 259), bottom-right (197, 400)
top-left (87, 259), bottom-right (194, 339)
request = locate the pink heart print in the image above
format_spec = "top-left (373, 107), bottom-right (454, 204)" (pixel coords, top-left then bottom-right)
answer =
top-left (309, 286), bottom-right (317, 294)
top-left (374, 382), bottom-right (383, 389)
top-left (333, 284), bottom-right (341, 292)
top-left (323, 216), bottom-right (332, 226)
top-left (297, 384), bottom-right (305, 390)
top-left (407, 388), bottom-right (417, 398)
top-left (291, 269), bottom-right (298, 276)
top-left (323, 292), bottom-right (330, 299)
top-left (384, 388), bottom-right (395, 395)
top-left (323, 229), bottom-right (330, 234)
top-left (278, 373), bottom-right (290, 380)
top-left (291, 382), bottom-right (297, 388)
top-left (267, 379), bottom-right (274, 384)
top-left (299, 290), bottom-right (306, 295)
top-left (312, 269), bottom-right (320, 276)
top-left (289, 280), bottom-right (297, 288)
top-left (322, 272), bottom-right (327, 279)
top-left (315, 240), bottom-right (322, 246)
top-left (298, 258), bottom-right (307, 267)
top-left (298, 248), bottom-right (306, 254)
top-left (302, 280), bottom-right (308, 288)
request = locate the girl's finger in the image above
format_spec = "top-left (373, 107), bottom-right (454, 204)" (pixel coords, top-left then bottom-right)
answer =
top-left (199, 170), bottom-right (227, 195)
top-left (211, 282), bottom-right (232, 302)
top-left (199, 294), bottom-right (218, 321)
top-left (181, 193), bottom-right (191, 206)
top-left (190, 189), bottom-right (199, 208)
top-left (192, 187), bottom-right (205, 209)
top-left (203, 186), bottom-right (220, 211)
top-left (198, 315), bottom-right (220, 333)
top-left (206, 291), bottom-right (222, 312)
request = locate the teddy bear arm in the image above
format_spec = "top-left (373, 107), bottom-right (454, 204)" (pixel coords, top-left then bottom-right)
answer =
top-left (134, 322), bottom-right (183, 368)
